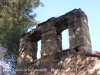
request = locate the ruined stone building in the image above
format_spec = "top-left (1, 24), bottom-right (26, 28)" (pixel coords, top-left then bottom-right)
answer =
top-left (17, 9), bottom-right (100, 75)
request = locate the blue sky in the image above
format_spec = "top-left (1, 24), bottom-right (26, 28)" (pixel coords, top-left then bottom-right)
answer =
top-left (33, 0), bottom-right (100, 58)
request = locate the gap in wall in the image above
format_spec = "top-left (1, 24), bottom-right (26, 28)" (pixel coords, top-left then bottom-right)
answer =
top-left (37, 40), bottom-right (41, 59)
top-left (62, 29), bottom-right (69, 50)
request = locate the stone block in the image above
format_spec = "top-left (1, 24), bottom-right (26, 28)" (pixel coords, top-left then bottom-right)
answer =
top-left (41, 29), bottom-right (62, 57)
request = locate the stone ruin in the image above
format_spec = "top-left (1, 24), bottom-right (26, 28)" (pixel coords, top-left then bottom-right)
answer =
top-left (17, 9), bottom-right (100, 75)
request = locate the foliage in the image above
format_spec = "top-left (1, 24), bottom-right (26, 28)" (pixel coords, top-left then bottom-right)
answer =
top-left (0, 0), bottom-right (40, 59)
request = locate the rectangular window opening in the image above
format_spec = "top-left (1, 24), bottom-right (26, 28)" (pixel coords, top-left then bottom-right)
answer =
top-left (62, 29), bottom-right (69, 50)
top-left (37, 40), bottom-right (41, 59)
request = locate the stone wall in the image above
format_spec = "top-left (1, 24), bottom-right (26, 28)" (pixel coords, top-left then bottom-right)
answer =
top-left (16, 8), bottom-right (99, 75)
top-left (17, 33), bottom-right (38, 69)
top-left (41, 29), bottom-right (62, 57)
top-left (17, 50), bottom-right (100, 75)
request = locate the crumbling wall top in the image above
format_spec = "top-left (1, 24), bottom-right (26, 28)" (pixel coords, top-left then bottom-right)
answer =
top-left (28, 8), bottom-right (88, 37)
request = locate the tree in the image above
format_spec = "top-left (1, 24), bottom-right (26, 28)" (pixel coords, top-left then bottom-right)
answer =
top-left (0, 0), bottom-right (41, 60)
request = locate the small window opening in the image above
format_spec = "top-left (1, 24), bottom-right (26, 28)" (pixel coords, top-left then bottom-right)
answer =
top-left (62, 29), bottom-right (69, 50)
top-left (37, 40), bottom-right (41, 59)
top-left (74, 47), bottom-right (79, 52)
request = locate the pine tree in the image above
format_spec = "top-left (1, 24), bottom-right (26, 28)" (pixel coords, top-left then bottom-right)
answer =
top-left (0, 0), bottom-right (41, 59)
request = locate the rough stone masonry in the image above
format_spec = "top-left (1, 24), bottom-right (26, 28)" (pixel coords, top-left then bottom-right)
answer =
top-left (17, 9), bottom-right (100, 75)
